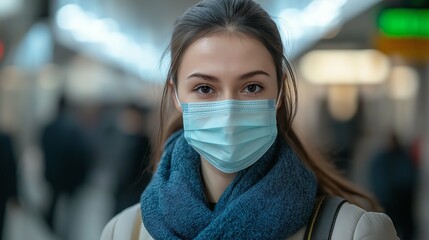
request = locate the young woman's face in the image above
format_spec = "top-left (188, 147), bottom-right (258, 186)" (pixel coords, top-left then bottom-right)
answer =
top-left (174, 33), bottom-right (278, 107)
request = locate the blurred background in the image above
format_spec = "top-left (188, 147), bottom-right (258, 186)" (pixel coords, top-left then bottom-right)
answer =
top-left (0, 0), bottom-right (428, 239)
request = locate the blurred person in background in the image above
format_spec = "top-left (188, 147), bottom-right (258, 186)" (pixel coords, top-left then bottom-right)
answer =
top-left (369, 132), bottom-right (418, 240)
top-left (40, 94), bottom-right (93, 236)
top-left (0, 130), bottom-right (18, 240)
top-left (101, 0), bottom-right (398, 239)
top-left (410, 136), bottom-right (422, 167)
top-left (320, 97), bottom-right (363, 176)
top-left (114, 103), bottom-right (152, 214)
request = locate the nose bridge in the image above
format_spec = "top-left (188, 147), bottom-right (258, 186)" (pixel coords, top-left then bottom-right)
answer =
top-left (223, 88), bottom-right (238, 100)
top-left (221, 80), bottom-right (239, 100)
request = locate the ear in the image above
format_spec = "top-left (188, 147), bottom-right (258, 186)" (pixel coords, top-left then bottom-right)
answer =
top-left (169, 80), bottom-right (182, 113)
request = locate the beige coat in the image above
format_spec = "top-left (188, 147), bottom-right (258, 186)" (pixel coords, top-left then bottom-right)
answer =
top-left (100, 202), bottom-right (398, 240)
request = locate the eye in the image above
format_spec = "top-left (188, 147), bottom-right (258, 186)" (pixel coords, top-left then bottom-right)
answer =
top-left (243, 83), bottom-right (263, 94)
top-left (194, 85), bottom-right (214, 94)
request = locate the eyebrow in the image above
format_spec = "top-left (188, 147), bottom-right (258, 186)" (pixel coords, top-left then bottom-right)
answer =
top-left (187, 70), bottom-right (270, 81)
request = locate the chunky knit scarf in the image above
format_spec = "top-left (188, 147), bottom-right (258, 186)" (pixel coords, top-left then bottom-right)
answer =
top-left (141, 131), bottom-right (317, 239)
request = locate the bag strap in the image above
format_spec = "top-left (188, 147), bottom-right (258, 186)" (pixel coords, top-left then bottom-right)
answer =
top-left (304, 196), bottom-right (347, 240)
top-left (131, 208), bottom-right (142, 240)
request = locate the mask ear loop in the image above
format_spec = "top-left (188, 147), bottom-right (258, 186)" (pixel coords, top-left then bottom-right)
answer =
top-left (275, 80), bottom-right (284, 109)
top-left (171, 81), bottom-right (181, 105)
top-left (174, 88), bottom-right (181, 105)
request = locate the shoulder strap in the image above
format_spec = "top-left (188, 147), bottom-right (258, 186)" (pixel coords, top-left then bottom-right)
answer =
top-left (131, 208), bottom-right (142, 240)
top-left (304, 196), bottom-right (347, 240)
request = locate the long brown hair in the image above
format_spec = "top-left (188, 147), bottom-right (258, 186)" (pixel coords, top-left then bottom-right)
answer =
top-left (152, 0), bottom-right (379, 211)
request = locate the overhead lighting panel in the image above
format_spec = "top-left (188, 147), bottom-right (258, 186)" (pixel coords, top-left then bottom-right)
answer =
top-left (299, 49), bottom-right (390, 84)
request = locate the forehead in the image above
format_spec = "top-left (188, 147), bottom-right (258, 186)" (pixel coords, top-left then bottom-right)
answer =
top-left (177, 33), bottom-right (276, 78)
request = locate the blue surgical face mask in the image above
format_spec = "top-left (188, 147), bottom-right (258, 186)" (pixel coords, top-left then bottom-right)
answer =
top-left (179, 98), bottom-right (278, 173)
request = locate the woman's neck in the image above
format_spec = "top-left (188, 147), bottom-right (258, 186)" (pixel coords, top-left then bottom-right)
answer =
top-left (200, 157), bottom-right (237, 203)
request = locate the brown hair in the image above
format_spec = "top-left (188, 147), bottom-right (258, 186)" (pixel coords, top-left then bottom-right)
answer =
top-left (153, 0), bottom-right (379, 211)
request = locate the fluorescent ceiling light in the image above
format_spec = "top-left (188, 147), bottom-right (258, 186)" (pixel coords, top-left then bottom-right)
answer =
top-left (328, 85), bottom-right (359, 121)
top-left (0, 0), bottom-right (22, 18)
top-left (55, 3), bottom-right (163, 80)
top-left (299, 49), bottom-right (390, 84)
top-left (389, 66), bottom-right (419, 100)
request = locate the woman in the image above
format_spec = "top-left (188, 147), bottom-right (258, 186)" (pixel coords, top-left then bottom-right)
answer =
top-left (101, 0), bottom-right (398, 239)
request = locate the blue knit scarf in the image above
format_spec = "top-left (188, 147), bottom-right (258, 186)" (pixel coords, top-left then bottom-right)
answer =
top-left (141, 131), bottom-right (317, 239)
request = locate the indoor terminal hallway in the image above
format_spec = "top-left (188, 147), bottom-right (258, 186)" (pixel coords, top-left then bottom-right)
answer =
top-left (1, 0), bottom-right (429, 239)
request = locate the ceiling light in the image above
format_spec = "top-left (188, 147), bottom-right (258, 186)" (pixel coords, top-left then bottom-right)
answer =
top-left (299, 49), bottom-right (390, 84)
top-left (389, 65), bottom-right (419, 100)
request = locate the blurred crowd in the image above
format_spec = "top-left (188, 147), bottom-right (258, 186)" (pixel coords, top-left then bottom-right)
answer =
top-left (0, 81), bottom-right (155, 239)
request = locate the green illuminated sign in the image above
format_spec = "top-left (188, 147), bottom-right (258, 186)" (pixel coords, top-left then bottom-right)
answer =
top-left (378, 8), bottom-right (429, 38)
